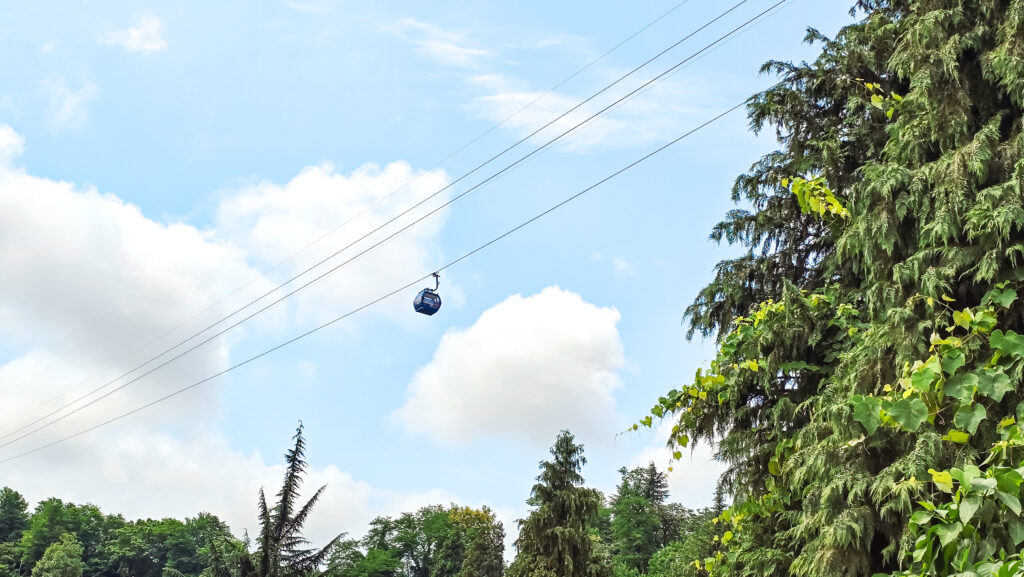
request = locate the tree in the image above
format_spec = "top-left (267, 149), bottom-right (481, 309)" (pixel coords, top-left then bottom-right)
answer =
top-left (448, 506), bottom-right (503, 577)
top-left (0, 542), bottom-right (20, 577)
top-left (21, 499), bottom-right (69, 570)
top-left (646, 541), bottom-right (695, 577)
top-left (0, 488), bottom-right (29, 544)
top-left (456, 513), bottom-right (503, 577)
top-left (608, 467), bottom-right (661, 574)
top-left (31, 534), bottom-right (83, 577)
top-left (106, 514), bottom-right (231, 577)
top-left (638, 1), bottom-right (1024, 575)
top-left (209, 424), bottom-right (343, 577)
top-left (325, 540), bottom-right (399, 577)
top-left (507, 430), bottom-right (609, 577)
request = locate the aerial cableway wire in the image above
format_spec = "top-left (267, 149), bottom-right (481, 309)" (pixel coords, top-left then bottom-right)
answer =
top-left (0, 0), bottom-right (762, 444)
top-left (0, 89), bottom-right (766, 465)
top-left (0, 0), bottom-right (787, 449)
top-left (4, 0), bottom-right (706, 435)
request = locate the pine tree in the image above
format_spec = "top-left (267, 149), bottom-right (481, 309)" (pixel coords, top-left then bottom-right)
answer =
top-left (507, 431), bottom-right (609, 577)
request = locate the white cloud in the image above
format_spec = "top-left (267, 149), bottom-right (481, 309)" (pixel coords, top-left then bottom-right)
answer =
top-left (0, 134), bottom-right (270, 440)
top-left (3, 425), bottom-right (455, 547)
top-left (215, 161), bottom-right (452, 328)
top-left (0, 125), bottom-right (25, 165)
top-left (0, 124), bottom-right (458, 545)
top-left (386, 18), bottom-right (491, 69)
top-left (42, 78), bottom-right (98, 132)
top-left (392, 287), bottom-right (625, 446)
top-left (471, 77), bottom-right (702, 152)
top-left (99, 18), bottom-right (167, 53)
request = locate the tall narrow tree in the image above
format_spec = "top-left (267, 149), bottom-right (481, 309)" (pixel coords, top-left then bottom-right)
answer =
top-left (210, 424), bottom-right (342, 577)
top-left (507, 431), bottom-right (609, 577)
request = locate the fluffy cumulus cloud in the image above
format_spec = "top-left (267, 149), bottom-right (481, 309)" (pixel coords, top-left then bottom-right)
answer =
top-left (0, 125), bottom-right (455, 542)
top-left (0, 133), bottom-right (264, 440)
top-left (215, 161), bottom-right (452, 327)
top-left (392, 287), bottom-right (625, 446)
top-left (99, 18), bottom-right (168, 53)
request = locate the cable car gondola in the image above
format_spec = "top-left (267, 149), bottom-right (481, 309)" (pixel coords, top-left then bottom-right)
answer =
top-left (413, 273), bottom-right (442, 316)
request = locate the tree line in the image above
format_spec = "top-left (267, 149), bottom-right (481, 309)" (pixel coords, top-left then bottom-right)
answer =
top-left (0, 426), bottom-right (723, 577)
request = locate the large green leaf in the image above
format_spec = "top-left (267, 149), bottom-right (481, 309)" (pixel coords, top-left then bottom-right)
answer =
top-left (977, 369), bottom-right (1013, 402)
top-left (951, 466), bottom-right (982, 491)
top-left (940, 350), bottom-right (965, 376)
top-left (994, 490), bottom-right (1022, 515)
top-left (954, 403), bottom-right (987, 434)
top-left (889, 398), bottom-right (929, 432)
top-left (991, 330), bottom-right (1024, 358)
top-left (943, 373), bottom-right (978, 401)
top-left (852, 395), bottom-right (883, 435)
top-left (933, 522), bottom-right (963, 546)
top-left (1009, 518), bottom-right (1024, 545)
top-left (959, 495), bottom-right (981, 523)
top-left (911, 356), bottom-right (943, 391)
top-left (984, 288), bottom-right (1018, 308)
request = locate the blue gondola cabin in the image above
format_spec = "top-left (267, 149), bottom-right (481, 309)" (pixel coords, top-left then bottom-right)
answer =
top-left (414, 289), bottom-right (442, 315)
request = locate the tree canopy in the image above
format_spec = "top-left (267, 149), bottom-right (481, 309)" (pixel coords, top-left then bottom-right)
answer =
top-left (507, 431), bottom-right (610, 577)
top-left (640, 1), bottom-right (1024, 576)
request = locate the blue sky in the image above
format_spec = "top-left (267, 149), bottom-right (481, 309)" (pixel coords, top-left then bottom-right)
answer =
top-left (0, 0), bottom-right (852, 547)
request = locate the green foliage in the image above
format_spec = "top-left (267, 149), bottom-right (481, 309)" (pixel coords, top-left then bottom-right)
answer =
top-left (783, 177), bottom-right (850, 219)
top-left (209, 424), bottom-right (343, 577)
top-left (455, 509), bottom-right (504, 577)
top-left (0, 542), bottom-right (20, 577)
top-left (30, 535), bottom-right (82, 577)
top-left (107, 514), bottom-right (233, 577)
top-left (608, 464), bottom-right (673, 573)
top-left (326, 540), bottom-right (401, 577)
top-left (642, 1), bottom-right (1024, 575)
top-left (328, 505), bottom-right (503, 577)
top-left (0, 489), bottom-right (29, 545)
top-left (507, 431), bottom-right (610, 577)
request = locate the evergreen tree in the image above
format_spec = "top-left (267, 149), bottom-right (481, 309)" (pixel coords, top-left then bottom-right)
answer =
top-left (0, 488), bottom-right (29, 544)
top-left (457, 517), bottom-right (503, 577)
top-left (639, 1), bottom-right (1024, 575)
top-left (210, 424), bottom-right (342, 577)
top-left (507, 430), bottom-right (609, 577)
top-left (31, 534), bottom-right (83, 577)
top-left (608, 468), bottom-right (661, 574)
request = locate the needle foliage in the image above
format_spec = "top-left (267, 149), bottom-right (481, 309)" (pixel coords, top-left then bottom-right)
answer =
top-left (641, 1), bottom-right (1024, 576)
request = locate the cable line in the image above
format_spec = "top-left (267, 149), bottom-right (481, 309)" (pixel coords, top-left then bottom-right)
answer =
top-left (0, 90), bottom-right (757, 465)
top-left (1, 0), bottom-right (704, 435)
top-left (0, 0), bottom-right (785, 449)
